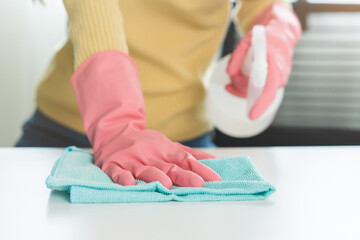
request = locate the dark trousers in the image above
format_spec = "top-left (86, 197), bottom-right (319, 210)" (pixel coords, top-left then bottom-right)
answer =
top-left (16, 110), bottom-right (216, 148)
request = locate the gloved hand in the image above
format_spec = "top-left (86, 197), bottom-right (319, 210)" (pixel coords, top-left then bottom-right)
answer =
top-left (227, 2), bottom-right (302, 120)
top-left (71, 51), bottom-right (222, 189)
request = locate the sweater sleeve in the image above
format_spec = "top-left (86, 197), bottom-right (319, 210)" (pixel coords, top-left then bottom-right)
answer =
top-left (234, 0), bottom-right (292, 34)
top-left (63, 0), bottom-right (129, 69)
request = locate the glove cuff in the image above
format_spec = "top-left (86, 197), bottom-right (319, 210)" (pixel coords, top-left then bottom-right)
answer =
top-left (71, 50), bottom-right (147, 150)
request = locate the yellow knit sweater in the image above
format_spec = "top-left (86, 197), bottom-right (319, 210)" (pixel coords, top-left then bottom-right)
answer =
top-left (36, 0), bottom-right (288, 142)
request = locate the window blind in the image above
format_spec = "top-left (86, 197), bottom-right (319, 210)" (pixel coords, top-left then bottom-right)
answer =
top-left (273, 12), bottom-right (360, 130)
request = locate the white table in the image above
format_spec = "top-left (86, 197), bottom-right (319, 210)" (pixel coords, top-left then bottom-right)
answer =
top-left (1, 147), bottom-right (360, 240)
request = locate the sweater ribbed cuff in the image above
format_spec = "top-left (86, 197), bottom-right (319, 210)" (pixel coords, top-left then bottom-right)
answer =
top-left (63, 0), bottom-right (129, 69)
top-left (234, 0), bottom-right (291, 34)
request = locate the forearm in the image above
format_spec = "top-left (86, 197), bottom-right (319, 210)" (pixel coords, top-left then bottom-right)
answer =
top-left (234, 0), bottom-right (291, 34)
top-left (63, 0), bottom-right (129, 69)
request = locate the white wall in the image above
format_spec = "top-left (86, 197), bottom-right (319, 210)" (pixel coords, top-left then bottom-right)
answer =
top-left (0, 0), bottom-right (67, 146)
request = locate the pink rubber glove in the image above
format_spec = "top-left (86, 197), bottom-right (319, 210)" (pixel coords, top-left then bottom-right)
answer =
top-left (71, 51), bottom-right (222, 189)
top-left (227, 2), bottom-right (302, 120)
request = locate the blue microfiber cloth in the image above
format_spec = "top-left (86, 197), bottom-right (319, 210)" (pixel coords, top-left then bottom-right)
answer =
top-left (46, 146), bottom-right (275, 203)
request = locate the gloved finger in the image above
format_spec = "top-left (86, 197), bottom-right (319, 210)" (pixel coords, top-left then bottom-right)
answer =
top-left (226, 34), bottom-right (252, 77)
top-left (150, 159), bottom-right (205, 188)
top-left (120, 161), bottom-right (173, 190)
top-left (103, 164), bottom-right (136, 186)
top-left (225, 74), bottom-right (249, 98)
top-left (174, 142), bottom-right (217, 160)
top-left (171, 152), bottom-right (222, 182)
top-left (249, 88), bottom-right (276, 120)
top-left (249, 58), bottom-right (279, 120)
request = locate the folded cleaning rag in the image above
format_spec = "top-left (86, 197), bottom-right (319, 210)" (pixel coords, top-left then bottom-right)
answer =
top-left (46, 146), bottom-right (275, 203)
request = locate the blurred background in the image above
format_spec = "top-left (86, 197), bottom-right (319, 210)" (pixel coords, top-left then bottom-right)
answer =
top-left (0, 1), bottom-right (67, 147)
top-left (1, 0), bottom-right (360, 147)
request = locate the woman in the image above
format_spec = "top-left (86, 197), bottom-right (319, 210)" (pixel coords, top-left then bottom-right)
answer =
top-left (16, 0), bottom-right (301, 189)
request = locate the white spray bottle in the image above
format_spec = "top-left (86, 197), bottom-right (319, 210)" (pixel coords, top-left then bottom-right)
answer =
top-left (205, 25), bottom-right (285, 138)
